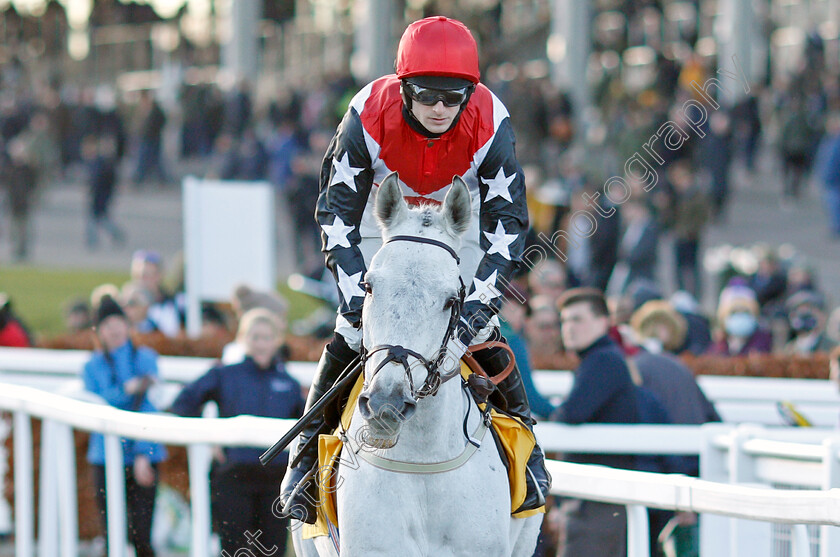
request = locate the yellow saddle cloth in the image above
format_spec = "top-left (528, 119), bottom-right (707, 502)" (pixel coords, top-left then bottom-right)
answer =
top-left (302, 361), bottom-right (546, 540)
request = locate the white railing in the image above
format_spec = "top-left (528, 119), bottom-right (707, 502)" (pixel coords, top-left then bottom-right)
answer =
top-left (1, 381), bottom-right (840, 557)
top-left (3, 347), bottom-right (839, 426)
top-left (1, 382), bottom-right (291, 557)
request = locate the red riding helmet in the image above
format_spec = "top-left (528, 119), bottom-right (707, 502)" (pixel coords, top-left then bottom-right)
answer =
top-left (395, 16), bottom-right (480, 84)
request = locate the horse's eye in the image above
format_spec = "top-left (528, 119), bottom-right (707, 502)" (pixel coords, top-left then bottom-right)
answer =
top-left (362, 281), bottom-right (373, 294)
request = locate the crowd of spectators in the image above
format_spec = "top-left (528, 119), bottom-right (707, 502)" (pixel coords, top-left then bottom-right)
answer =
top-left (2, 7), bottom-right (840, 557)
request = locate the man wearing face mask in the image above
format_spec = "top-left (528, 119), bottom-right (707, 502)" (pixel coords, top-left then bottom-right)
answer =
top-left (709, 284), bottom-right (773, 356)
top-left (783, 291), bottom-right (836, 355)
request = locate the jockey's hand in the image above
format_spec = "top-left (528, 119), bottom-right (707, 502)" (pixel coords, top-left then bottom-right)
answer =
top-left (133, 455), bottom-right (155, 487)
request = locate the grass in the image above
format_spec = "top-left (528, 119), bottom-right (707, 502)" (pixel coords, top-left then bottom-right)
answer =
top-left (0, 266), bottom-right (327, 338)
top-left (1, 266), bottom-right (130, 337)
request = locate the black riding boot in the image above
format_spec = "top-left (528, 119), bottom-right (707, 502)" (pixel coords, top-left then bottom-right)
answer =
top-left (278, 335), bottom-right (358, 523)
top-left (472, 343), bottom-right (552, 513)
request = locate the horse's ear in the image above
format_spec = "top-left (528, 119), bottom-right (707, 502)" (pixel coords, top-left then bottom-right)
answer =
top-left (375, 172), bottom-right (407, 230)
top-left (442, 176), bottom-right (471, 236)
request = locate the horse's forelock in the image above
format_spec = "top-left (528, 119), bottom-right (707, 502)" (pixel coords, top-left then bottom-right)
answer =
top-left (388, 202), bottom-right (457, 242)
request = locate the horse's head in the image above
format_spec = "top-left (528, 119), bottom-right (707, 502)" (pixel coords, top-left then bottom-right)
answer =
top-left (357, 171), bottom-right (472, 448)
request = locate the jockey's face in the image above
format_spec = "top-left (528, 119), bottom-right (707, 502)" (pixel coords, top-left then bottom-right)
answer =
top-left (411, 99), bottom-right (460, 134)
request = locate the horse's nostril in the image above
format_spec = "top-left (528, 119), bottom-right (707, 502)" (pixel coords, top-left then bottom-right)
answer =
top-left (400, 399), bottom-right (417, 421)
top-left (358, 393), bottom-right (372, 418)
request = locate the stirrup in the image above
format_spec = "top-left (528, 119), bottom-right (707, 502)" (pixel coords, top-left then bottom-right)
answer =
top-left (525, 465), bottom-right (546, 508)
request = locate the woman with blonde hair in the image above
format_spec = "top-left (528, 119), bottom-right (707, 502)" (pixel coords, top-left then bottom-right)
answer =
top-left (169, 308), bottom-right (304, 555)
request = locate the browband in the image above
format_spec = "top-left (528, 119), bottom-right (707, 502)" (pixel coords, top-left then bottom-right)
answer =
top-left (386, 235), bottom-right (460, 264)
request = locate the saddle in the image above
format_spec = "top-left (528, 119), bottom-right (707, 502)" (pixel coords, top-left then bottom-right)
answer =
top-left (302, 359), bottom-right (541, 541)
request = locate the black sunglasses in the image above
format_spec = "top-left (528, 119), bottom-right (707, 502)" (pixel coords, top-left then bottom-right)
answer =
top-left (404, 81), bottom-right (471, 107)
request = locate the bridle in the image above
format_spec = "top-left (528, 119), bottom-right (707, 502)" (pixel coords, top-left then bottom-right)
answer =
top-left (360, 235), bottom-right (466, 401)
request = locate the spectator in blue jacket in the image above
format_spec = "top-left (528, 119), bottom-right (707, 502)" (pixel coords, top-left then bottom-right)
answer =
top-left (817, 111), bottom-right (840, 237)
top-left (169, 308), bottom-right (304, 555)
top-left (83, 295), bottom-right (166, 557)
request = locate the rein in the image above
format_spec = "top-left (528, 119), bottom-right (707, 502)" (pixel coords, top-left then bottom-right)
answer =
top-left (360, 235), bottom-right (466, 401)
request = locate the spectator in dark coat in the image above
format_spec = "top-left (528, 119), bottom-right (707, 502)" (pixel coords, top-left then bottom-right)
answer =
top-left (731, 93), bottom-right (761, 174)
top-left (614, 199), bottom-right (659, 294)
top-left (169, 308), bottom-right (304, 555)
top-left (620, 313), bottom-right (720, 557)
top-left (588, 195), bottom-right (621, 292)
top-left (816, 111), bottom-right (840, 237)
top-left (230, 128), bottom-right (267, 181)
top-left (223, 80), bottom-right (253, 138)
top-left (552, 288), bottom-right (640, 557)
top-left (748, 247), bottom-right (788, 313)
top-left (779, 98), bottom-right (819, 200)
top-left (132, 90), bottom-right (167, 186)
top-left (670, 291), bottom-right (713, 355)
top-left (84, 135), bottom-right (126, 249)
top-left (669, 160), bottom-right (710, 300)
top-left (699, 111), bottom-right (733, 220)
top-left (783, 290), bottom-right (836, 355)
top-left (2, 137), bottom-right (39, 260)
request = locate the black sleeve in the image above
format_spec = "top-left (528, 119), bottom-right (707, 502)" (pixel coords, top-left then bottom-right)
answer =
top-left (168, 367), bottom-right (222, 417)
top-left (457, 118), bottom-right (529, 346)
top-left (314, 108), bottom-right (375, 327)
top-left (554, 353), bottom-right (627, 424)
top-left (625, 223), bottom-right (659, 266)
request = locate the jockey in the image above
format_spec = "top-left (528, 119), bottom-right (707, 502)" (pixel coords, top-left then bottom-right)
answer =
top-left (280, 15), bottom-right (551, 523)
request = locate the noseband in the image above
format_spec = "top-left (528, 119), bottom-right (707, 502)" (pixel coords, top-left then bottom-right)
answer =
top-left (361, 235), bottom-right (466, 401)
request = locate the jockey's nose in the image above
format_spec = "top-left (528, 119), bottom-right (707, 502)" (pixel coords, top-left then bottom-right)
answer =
top-left (359, 389), bottom-right (417, 426)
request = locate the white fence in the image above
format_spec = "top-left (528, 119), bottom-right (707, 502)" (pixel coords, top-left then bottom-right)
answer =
top-left (2, 348), bottom-right (840, 557)
top-left (3, 347), bottom-right (840, 427)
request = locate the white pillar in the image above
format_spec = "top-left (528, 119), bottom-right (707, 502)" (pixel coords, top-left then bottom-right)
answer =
top-left (699, 423), bottom-right (733, 557)
top-left (13, 412), bottom-right (33, 557)
top-left (187, 444), bottom-right (213, 557)
top-left (549, 0), bottom-right (591, 117)
top-left (38, 420), bottom-right (59, 557)
top-left (351, 0), bottom-right (396, 83)
top-left (56, 423), bottom-right (79, 557)
top-left (104, 434), bottom-right (127, 557)
top-left (820, 438), bottom-right (840, 557)
top-left (222, 0), bottom-right (262, 84)
top-left (728, 426), bottom-right (772, 557)
top-left (626, 504), bottom-right (651, 557)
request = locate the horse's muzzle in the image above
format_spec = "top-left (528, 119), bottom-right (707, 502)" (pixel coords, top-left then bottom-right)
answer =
top-left (358, 388), bottom-right (417, 433)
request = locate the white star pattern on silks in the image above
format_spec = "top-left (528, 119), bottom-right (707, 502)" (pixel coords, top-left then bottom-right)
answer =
top-left (483, 220), bottom-right (518, 261)
top-left (321, 215), bottom-right (354, 250)
top-left (464, 270), bottom-right (501, 304)
top-left (330, 152), bottom-right (364, 191)
top-left (482, 167), bottom-right (516, 203)
top-left (336, 265), bottom-right (365, 304)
